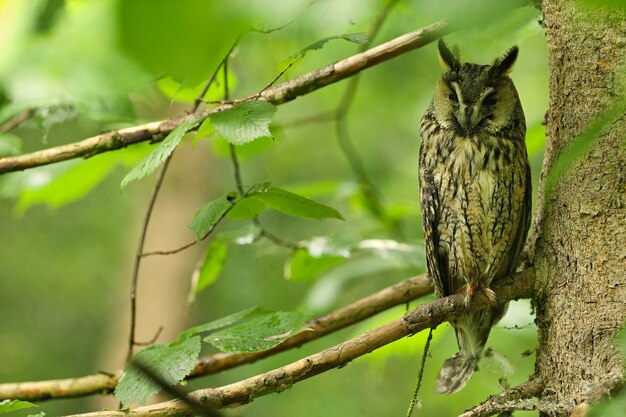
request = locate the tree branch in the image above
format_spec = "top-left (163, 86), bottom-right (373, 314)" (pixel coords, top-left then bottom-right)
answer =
top-left (62, 268), bottom-right (534, 416)
top-left (0, 21), bottom-right (448, 175)
top-left (0, 274), bottom-right (433, 401)
top-left (458, 378), bottom-right (544, 417)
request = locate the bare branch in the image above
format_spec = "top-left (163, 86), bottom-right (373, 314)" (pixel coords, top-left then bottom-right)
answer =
top-left (0, 21), bottom-right (448, 175)
top-left (62, 269), bottom-right (534, 416)
top-left (0, 274), bottom-right (433, 402)
top-left (0, 373), bottom-right (120, 402)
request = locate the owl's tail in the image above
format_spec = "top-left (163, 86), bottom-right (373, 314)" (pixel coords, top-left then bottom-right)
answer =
top-left (436, 306), bottom-right (507, 394)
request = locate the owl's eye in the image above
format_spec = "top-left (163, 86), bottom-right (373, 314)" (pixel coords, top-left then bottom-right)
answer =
top-left (483, 92), bottom-right (497, 106)
top-left (448, 90), bottom-right (458, 102)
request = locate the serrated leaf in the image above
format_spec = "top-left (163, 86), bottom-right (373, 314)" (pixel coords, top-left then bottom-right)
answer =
top-left (206, 311), bottom-right (311, 353)
top-left (254, 187), bottom-right (343, 220)
top-left (285, 248), bottom-right (346, 282)
top-left (178, 306), bottom-right (269, 341)
top-left (121, 115), bottom-right (205, 189)
top-left (0, 134), bottom-right (23, 157)
top-left (0, 400), bottom-right (37, 414)
top-left (114, 336), bottom-right (201, 406)
top-left (227, 196), bottom-right (267, 220)
top-left (210, 101), bottom-right (276, 145)
top-left (188, 193), bottom-right (236, 240)
top-left (193, 240), bottom-right (228, 294)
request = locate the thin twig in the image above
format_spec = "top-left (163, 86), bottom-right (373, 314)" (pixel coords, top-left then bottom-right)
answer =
top-left (406, 327), bottom-right (434, 417)
top-left (256, 225), bottom-right (303, 249)
top-left (0, 274), bottom-right (433, 401)
top-left (0, 21), bottom-right (449, 174)
top-left (134, 326), bottom-right (164, 347)
top-left (191, 39), bottom-right (239, 113)
top-left (126, 44), bottom-right (240, 363)
top-left (62, 269), bottom-right (535, 417)
top-left (126, 155), bottom-right (174, 363)
top-left (254, 57), bottom-right (303, 99)
top-left (0, 109), bottom-right (35, 134)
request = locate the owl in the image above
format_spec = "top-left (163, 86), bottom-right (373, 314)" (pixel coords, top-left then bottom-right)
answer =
top-left (418, 40), bottom-right (531, 394)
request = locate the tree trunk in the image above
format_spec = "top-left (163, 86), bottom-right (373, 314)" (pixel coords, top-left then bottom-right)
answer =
top-left (534, 0), bottom-right (625, 410)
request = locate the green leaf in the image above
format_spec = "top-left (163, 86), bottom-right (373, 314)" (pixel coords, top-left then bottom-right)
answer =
top-left (0, 400), bottom-right (37, 414)
top-left (210, 101), bottom-right (277, 145)
top-left (254, 187), bottom-right (343, 220)
top-left (285, 248), bottom-right (347, 282)
top-left (193, 117), bottom-right (216, 144)
top-left (227, 196), bottom-right (267, 220)
top-left (121, 115), bottom-right (205, 189)
top-left (0, 133), bottom-right (23, 157)
top-left (206, 311), bottom-right (311, 353)
top-left (178, 306), bottom-right (269, 341)
top-left (114, 336), bottom-right (201, 406)
top-left (188, 193), bottom-right (236, 240)
top-left (192, 240), bottom-right (228, 295)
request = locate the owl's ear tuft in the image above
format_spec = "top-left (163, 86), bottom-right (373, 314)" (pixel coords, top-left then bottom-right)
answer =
top-left (491, 46), bottom-right (518, 76)
top-left (438, 39), bottom-right (460, 71)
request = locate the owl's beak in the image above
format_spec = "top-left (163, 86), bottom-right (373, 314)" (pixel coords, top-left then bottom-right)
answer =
top-left (457, 105), bottom-right (481, 132)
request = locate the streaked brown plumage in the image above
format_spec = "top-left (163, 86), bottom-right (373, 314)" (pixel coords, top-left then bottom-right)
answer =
top-left (419, 40), bottom-right (531, 394)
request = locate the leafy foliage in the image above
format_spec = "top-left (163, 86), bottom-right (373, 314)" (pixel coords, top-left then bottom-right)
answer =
top-left (121, 115), bottom-right (206, 189)
top-left (249, 187), bottom-right (344, 220)
top-left (0, 400), bottom-right (37, 414)
top-left (207, 311), bottom-right (311, 353)
top-left (115, 336), bottom-right (201, 406)
top-left (191, 239), bottom-right (229, 296)
top-left (188, 193), bottom-right (237, 240)
top-left (115, 306), bottom-right (311, 405)
top-left (210, 101), bottom-right (277, 145)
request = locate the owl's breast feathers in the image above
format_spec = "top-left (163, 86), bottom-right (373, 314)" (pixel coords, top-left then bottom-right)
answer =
top-left (419, 112), bottom-right (530, 297)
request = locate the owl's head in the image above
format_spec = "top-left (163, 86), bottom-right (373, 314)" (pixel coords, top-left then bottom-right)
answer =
top-left (431, 39), bottom-right (522, 136)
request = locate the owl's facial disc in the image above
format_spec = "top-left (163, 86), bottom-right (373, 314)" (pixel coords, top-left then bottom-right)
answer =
top-left (450, 83), bottom-right (496, 134)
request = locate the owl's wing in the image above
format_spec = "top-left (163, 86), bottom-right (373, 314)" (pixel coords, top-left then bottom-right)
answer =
top-left (419, 167), bottom-right (451, 298)
top-left (507, 159), bottom-right (532, 273)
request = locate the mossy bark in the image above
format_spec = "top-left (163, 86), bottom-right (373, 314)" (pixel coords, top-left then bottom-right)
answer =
top-left (534, 0), bottom-right (625, 411)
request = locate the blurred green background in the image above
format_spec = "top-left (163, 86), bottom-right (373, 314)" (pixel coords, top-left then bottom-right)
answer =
top-left (0, 0), bottom-right (547, 416)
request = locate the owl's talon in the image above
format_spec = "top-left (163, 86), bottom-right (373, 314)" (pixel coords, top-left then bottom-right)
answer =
top-left (482, 286), bottom-right (498, 305)
top-left (461, 283), bottom-right (478, 310)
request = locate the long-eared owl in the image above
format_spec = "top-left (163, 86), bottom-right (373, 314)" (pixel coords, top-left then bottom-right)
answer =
top-left (419, 40), bottom-right (531, 394)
